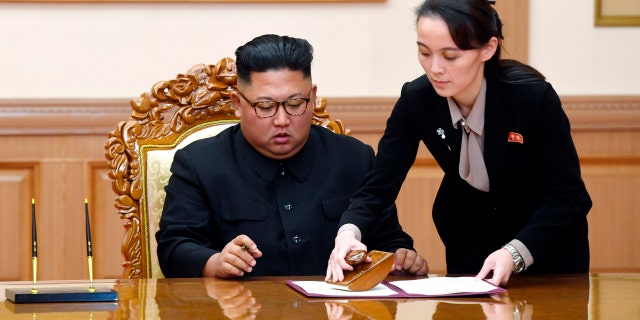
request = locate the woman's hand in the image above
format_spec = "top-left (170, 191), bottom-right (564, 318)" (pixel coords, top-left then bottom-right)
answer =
top-left (475, 248), bottom-right (514, 286)
top-left (325, 230), bottom-right (367, 283)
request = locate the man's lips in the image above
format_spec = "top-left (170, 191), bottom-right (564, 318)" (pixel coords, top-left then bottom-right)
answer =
top-left (273, 133), bottom-right (290, 144)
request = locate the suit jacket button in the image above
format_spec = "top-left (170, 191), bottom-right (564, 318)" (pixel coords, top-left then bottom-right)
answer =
top-left (292, 235), bottom-right (302, 244)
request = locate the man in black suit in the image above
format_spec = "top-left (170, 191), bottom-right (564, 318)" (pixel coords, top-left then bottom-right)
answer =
top-left (156, 34), bottom-right (429, 278)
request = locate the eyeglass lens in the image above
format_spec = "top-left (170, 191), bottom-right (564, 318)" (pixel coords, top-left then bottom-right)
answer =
top-left (237, 89), bottom-right (312, 118)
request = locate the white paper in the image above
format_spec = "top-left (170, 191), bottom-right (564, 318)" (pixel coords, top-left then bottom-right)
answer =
top-left (389, 276), bottom-right (498, 295)
top-left (290, 281), bottom-right (397, 297)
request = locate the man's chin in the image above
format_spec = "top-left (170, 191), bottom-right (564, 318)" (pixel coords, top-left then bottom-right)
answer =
top-left (264, 146), bottom-right (297, 160)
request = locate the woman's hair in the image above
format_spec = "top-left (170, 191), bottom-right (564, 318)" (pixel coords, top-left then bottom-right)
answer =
top-left (235, 34), bottom-right (313, 85)
top-left (415, 0), bottom-right (544, 83)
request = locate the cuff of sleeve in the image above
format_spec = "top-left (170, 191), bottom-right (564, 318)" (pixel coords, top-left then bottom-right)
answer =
top-left (510, 239), bottom-right (534, 269)
top-left (337, 223), bottom-right (362, 241)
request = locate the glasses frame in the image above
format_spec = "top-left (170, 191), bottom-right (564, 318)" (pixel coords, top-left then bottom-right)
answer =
top-left (235, 88), bottom-right (313, 118)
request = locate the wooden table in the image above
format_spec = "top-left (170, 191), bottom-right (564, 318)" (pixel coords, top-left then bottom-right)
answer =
top-left (2, 273), bottom-right (639, 319)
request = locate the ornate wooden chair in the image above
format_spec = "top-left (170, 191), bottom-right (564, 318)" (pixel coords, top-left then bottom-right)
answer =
top-left (105, 57), bottom-right (349, 279)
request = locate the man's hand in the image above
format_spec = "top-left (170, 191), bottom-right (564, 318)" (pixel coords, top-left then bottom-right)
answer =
top-left (391, 248), bottom-right (429, 275)
top-left (325, 230), bottom-right (367, 283)
top-left (202, 235), bottom-right (263, 278)
top-left (475, 248), bottom-right (514, 286)
top-left (203, 278), bottom-right (261, 319)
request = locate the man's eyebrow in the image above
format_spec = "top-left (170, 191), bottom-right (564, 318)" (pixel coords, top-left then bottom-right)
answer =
top-left (254, 92), bottom-right (307, 101)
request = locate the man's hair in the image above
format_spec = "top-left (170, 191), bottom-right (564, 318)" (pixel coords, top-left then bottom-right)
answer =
top-left (235, 34), bottom-right (314, 85)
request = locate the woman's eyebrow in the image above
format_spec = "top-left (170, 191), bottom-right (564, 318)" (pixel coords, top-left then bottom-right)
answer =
top-left (417, 41), bottom-right (460, 52)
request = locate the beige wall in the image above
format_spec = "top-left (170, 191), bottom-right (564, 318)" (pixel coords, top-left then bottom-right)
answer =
top-left (530, 0), bottom-right (640, 95)
top-left (0, 0), bottom-right (638, 99)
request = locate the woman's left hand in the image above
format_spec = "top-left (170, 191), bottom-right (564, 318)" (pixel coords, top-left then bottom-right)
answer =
top-left (475, 248), bottom-right (515, 286)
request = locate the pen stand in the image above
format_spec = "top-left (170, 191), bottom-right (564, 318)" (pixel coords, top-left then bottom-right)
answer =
top-left (327, 250), bottom-right (394, 291)
top-left (5, 287), bottom-right (118, 304)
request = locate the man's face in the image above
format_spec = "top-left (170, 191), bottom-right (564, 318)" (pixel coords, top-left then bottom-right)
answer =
top-left (231, 69), bottom-right (316, 160)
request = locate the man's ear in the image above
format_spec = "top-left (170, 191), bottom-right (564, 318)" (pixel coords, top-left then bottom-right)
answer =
top-left (482, 37), bottom-right (499, 62)
top-left (231, 92), bottom-right (242, 118)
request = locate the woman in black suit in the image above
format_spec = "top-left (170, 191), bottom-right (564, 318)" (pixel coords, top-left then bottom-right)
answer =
top-left (326, 0), bottom-right (591, 286)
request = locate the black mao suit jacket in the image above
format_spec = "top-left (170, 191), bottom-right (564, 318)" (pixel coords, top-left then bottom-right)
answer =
top-left (342, 74), bottom-right (591, 274)
top-left (157, 125), bottom-right (414, 277)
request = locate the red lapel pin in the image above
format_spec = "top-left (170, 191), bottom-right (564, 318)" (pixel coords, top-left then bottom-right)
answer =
top-left (508, 132), bottom-right (524, 144)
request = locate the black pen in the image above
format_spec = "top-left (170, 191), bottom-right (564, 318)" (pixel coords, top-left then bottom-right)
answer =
top-left (85, 198), bottom-right (95, 292)
top-left (31, 198), bottom-right (38, 293)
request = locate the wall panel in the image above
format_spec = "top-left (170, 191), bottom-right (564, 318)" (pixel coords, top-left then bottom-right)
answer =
top-left (0, 166), bottom-right (35, 281)
top-left (90, 162), bottom-right (126, 279)
top-left (395, 163), bottom-right (446, 273)
top-left (0, 96), bottom-right (638, 280)
top-left (0, 112), bottom-right (127, 280)
top-left (581, 162), bottom-right (640, 271)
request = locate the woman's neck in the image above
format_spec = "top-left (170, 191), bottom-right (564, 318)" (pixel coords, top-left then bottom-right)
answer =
top-left (457, 103), bottom-right (473, 119)
top-left (453, 76), bottom-right (485, 118)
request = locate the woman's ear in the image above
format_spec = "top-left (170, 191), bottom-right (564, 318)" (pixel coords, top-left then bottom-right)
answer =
top-left (482, 36), bottom-right (499, 62)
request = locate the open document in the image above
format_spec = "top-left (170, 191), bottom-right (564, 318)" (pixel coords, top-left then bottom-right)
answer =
top-left (286, 276), bottom-right (505, 299)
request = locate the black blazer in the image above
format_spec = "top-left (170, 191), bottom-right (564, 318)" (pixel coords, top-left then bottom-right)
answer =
top-left (157, 125), bottom-right (414, 277)
top-left (342, 74), bottom-right (591, 274)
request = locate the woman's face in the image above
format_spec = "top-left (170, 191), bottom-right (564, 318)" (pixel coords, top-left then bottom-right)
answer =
top-left (416, 16), bottom-right (496, 108)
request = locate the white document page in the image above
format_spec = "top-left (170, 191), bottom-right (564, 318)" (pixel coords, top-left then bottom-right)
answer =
top-left (389, 276), bottom-right (499, 295)
top-left (290, 281), bottom-right (397, 297)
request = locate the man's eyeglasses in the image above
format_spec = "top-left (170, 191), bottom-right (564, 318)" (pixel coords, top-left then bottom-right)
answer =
top-left (236, 89), bottom-right (312, 118)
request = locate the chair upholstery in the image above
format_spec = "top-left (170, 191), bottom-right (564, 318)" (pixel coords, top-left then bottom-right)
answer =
top-left (105, 57), bottom-right (349, 279)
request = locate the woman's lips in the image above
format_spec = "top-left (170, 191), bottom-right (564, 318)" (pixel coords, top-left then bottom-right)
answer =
top-left (431, 79), bottom-right (448, 88)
